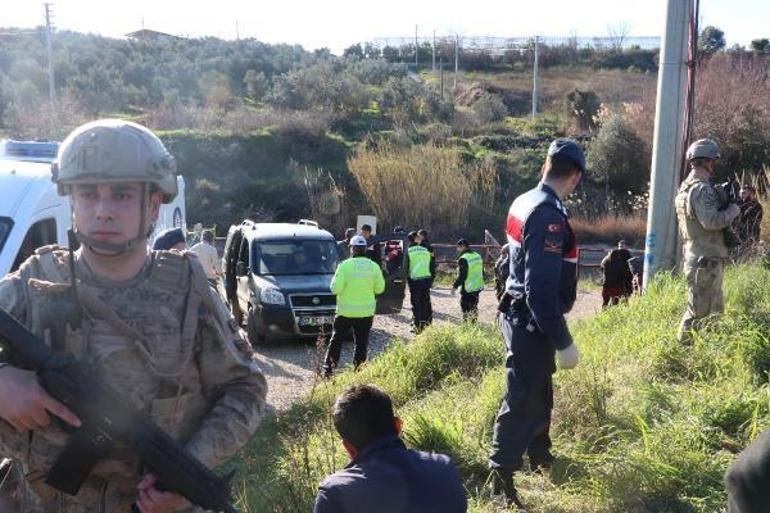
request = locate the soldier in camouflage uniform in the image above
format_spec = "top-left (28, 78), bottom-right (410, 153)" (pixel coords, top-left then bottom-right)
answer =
top-left (0, 119), bottom-right (267, 513)
top-left (674, 138), bottom-right (740, 344)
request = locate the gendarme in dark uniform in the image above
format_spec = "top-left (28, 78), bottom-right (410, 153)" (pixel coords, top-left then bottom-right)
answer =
top-left (488, 139), bottom-right (584, 506)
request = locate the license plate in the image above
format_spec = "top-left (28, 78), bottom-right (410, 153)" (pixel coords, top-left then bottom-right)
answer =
top-left (298, 316), bottom-right (333, 327)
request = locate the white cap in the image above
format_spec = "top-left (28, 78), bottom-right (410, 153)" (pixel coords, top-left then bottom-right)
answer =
top-left (350, 235), bottom-right (368, 247)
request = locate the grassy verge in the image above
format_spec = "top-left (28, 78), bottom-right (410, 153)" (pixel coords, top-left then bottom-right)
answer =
top-left (231, 264), bottom-right (770, 513)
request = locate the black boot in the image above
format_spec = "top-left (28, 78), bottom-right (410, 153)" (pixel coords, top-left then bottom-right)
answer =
top-left (490, 469), bottom-right (524, 509)
top-left (529, 451), bottom-right (555, 473)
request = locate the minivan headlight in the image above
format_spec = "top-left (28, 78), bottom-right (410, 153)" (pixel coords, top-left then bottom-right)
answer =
top-left (260, 287), bottom-right (286, 305)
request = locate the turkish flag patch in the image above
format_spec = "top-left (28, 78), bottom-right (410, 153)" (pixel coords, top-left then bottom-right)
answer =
top-left (547, 223), bottom-right (562, 233)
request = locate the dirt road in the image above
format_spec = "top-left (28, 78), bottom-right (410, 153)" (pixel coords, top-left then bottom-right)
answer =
top-left (252, 286), bottom-right (602, 411)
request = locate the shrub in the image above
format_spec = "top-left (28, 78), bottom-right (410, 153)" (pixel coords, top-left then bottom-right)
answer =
top-left (565, 88), bottom-right (601, 132)
top-left (695, 55), bottom-right (770, 178)
top-left (471, 92), bottom-right (508, 124)
top-left (586, 109), bottom-right (651, 194)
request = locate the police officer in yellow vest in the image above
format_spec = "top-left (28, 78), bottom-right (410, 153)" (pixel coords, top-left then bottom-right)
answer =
top-left (674, 138), bottom-right (740, 344)
top-left (0, 119), bottom-right (267, 513)
top-left (407, 231), bottom-right (433, 333)
top-left (324, 235), bottom-right (385, 378)
top-left (452, 239), bottom-right (484, 322)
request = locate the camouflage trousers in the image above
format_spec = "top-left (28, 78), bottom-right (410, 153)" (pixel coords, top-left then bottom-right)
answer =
top-left (677, 257), bottom-right (725, 343)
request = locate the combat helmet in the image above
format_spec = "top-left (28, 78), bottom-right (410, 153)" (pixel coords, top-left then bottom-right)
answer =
top-left (52, 119), bottom-right (178, 253)
top-left (686, 138), bottom-right (721, 161)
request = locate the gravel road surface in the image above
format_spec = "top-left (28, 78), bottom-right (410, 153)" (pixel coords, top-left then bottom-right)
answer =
top-left (251, 286), bottom-right (602, 411)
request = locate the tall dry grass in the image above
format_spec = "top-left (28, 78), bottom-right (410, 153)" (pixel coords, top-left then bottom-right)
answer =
top-left (571, 214), bottom-right (647, 246)
top-left (348, 143), bottom-right (475, 236)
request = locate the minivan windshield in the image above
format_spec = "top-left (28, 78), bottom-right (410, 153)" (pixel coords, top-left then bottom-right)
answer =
top-left (0, 217), bottom-right (12, 254)
top-left (253, 239), bottom-right (338, 276)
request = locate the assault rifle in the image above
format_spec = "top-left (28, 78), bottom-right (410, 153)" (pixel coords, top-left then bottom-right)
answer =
top-left (715, 175), bottom-right (740, 206)
top-left (0, 308), bottom-right (238, 513)
top-left (715, 175), bottom-right (741, 249)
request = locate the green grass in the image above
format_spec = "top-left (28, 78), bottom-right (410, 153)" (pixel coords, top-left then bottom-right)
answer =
top-left (230, 264), bottom-right (770, 512)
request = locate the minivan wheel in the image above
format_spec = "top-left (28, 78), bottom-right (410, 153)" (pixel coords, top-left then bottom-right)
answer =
top-left (246, 308), bottom-right (266, 345)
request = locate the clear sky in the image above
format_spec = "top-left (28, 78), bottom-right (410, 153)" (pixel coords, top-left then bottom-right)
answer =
top-left (4, 0), bottom-right (769, 53)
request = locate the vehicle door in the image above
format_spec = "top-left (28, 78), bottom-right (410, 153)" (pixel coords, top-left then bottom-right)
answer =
top-left (369, 234), bottom-right (408, 314)
top-left (234, 235), bottom-right (252, 318)
top-left (10, 217), bottom-right (58, 273)
top-left (221, 225), bottom-right (242, 305)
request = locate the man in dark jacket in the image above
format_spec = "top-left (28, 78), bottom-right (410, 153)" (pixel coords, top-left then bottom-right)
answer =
top-left (313, 385), bottom-right (467, 513)
top-left (600, 248), bottom-right (633, 307)
top-left (338, 227), bottom-right (356, 261)
top-left (726, 427), bottom-right (770, 512)
top-left (361, 224), bottom-right (382, 266)
top-left (735, 185), bottom-right (763, 249)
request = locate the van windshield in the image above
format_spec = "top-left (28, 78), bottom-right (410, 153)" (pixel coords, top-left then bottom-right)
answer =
top-left (253, 239), bottom-right (339, 276)
top-left (0, 217), bottom-right (12, 255)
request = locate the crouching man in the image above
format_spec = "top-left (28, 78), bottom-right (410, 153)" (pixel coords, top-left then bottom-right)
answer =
top-left (313, 385), bottom-right (467, 513)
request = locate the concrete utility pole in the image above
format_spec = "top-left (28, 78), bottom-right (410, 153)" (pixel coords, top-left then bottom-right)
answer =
top-left (531, 36), bottom-right (539, 118)
top-left (415, 25), bottom-right (419, 67)
top-left (453, 34), bottom-right (459, 92)
top-left (432, 30), bottom-right (436, 72)
top-left (643, 0), bottom-right (693, 288)
top-left (439, 58), bottom-right (444, 99)
top-left (44, 3), bottom-right (56, 114)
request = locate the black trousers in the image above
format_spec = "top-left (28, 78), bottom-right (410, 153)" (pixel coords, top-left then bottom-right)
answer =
top-left (489, 311), bottom-right (555, 471)
top-left (324, 315), bottom-right (374, 372)
top-left (409, 278), bottom-right (433, 329)
top-left (460, 290), bottom-right (480, 321)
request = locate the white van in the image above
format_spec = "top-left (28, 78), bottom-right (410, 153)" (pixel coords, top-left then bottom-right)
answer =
top-left (0, 141), bottom-right (186, 277)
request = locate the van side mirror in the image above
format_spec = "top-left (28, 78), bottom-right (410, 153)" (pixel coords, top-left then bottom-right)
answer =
top-left (236, 261), bottom-right (248, 277)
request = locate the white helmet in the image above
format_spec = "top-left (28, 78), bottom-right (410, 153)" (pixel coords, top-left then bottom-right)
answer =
top-left (350, 235), bottom-right (368, 247)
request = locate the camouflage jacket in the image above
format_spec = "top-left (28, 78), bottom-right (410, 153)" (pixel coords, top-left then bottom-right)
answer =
top-left (675, 171), bottom-right (740, 264)
top-left (0, 246), bottom-right (267, 512)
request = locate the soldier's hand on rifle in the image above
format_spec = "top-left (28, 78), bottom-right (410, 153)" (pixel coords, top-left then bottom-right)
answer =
top-left (0, 366), bottom-right (81, 431)
top-left (136, 473), bottom-right (186, 513)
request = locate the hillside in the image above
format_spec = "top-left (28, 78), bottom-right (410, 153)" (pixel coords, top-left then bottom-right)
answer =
top-left (229, 263), bottom-right (769, 512)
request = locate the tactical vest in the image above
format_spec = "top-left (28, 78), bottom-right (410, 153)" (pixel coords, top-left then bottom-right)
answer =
top-left (675, 174), bottom-right (730, 260)
top-left (459, 252), bottom-right (484, 293)
top-left (408, 246), bottom-right (432, 280)
top-left (0, 246), bottom-right (233, 513)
